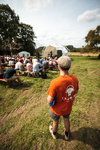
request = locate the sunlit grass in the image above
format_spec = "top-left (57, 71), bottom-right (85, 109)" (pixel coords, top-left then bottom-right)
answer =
top-left (0, 56), bottom-right (100, 150)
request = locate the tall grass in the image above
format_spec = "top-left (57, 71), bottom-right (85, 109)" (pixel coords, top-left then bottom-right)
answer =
top-left (0, 56), bottom-right (100, 150)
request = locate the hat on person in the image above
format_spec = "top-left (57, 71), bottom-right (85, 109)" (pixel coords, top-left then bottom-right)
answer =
top-left (57, 56), bottom-right (71, 69)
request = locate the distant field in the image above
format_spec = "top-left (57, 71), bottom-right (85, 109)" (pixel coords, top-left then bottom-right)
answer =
top-left (69, 52), bottom-right (100, 56)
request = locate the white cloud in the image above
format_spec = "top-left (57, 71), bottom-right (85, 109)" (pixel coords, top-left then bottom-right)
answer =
top-left (23, 0), bottom-right (53, 12)
top-left (34, 28), bottom-right (85, 48)
top-left (77, 9), bottom-right (100, 23)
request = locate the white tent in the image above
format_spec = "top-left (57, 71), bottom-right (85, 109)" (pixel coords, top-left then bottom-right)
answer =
top-left (18, 51), bottom-right (30, 57)
top-left (42, 45), bottom-right (70, 57)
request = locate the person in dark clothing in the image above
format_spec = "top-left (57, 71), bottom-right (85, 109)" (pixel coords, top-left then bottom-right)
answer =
top-left (0, 63), bottom-right (4, 78)
top-left (42, 57), bottom-right (49, 72)
top-left (50, 51), bottom-right (52, 58)
top-left (3, 64), bottom-right (24, 85)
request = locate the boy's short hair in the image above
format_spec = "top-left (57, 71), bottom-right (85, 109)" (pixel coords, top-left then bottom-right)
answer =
top-left (57, 56), bottom-right (71, 69)
top-left (60, 67), bottom-right (70, 71)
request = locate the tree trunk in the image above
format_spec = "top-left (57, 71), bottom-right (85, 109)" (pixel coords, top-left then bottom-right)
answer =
top-left (10, 44), bottom-right (13, 56)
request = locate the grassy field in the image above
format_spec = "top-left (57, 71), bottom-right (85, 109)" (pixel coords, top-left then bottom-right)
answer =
top-left (0, 56), bottom-right (100, 150)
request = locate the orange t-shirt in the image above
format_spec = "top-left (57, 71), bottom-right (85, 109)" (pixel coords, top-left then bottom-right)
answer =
top-left (47, 75), bottom-right (79, 116)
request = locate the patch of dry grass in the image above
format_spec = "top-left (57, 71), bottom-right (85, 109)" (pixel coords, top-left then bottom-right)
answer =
top-left (69, 52), bottom-right (100, 56)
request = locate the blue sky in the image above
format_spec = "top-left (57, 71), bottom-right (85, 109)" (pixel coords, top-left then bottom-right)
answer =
top-left (0, 0), bottom-right (100, 48)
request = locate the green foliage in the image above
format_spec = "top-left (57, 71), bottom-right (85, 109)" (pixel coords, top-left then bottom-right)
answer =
top-left (0, 4), bottom-right (36, 56)
top-left (66, 45), bottom-right (81, 52)
top-left (35, 46), bottom-right (45, 56)
top-left (82, 25), bottom-right (100, 53)
top-left (18, 23), bottom-right (36, 55)
top-left (0, 4), bottom-right (20, 55)
top-left (0, 4), bottom-right (19, 39)
top-left (35, 46), bottom-right (45, 53)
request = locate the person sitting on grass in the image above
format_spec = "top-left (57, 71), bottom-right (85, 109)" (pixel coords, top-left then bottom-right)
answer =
top-left (49, 58), bottom-right (53, 70)
top-left (0, 63), bottom-right (4, 79)
top-left (33, 58), bottom-right (43, 77)
top-left (3, 64), bottom-right (24, 85)
top-left (52, 59), bottom-right (58, 71)
top-left (42, 57), bottom-right (49, 72)
top-left (19, 59), bottom-right (26, 71)
top-left (47, 56), bottom-right (79, 140)
top-left (8, 58), bottom-right (14, 66)
top-left (15, 59), bottom-right (20, 70)
top-left (26, 60), bottom-right (33, 72)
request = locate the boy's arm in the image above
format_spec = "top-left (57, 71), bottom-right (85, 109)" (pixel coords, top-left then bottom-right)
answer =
top-left (76, 90), bottom-right (78, 94)
top-left (47, 95), bottom-right (54, 103)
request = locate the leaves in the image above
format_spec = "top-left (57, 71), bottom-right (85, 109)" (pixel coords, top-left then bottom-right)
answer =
top-left (82, 25), bottom-right (100, 53)
top-left (85, 26), bottom-right (100, 47)
top-left (0, 4), bottom-right (36, 56)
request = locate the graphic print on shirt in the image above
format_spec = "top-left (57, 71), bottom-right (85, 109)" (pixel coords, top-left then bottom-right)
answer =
top-left (62, 85), bottom-right (75, 102)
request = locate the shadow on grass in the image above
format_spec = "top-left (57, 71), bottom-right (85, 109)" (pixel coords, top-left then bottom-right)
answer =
top-left (0, 97), bottom-right (2, 101)
top-left (46, 76), bottom-right (54, 79)
top-left (57, 127), bottom-right (100, 149)
top-left (71, 55), bottom-right (100, 61)
top-left (5, 82), bottom-right (34, 90)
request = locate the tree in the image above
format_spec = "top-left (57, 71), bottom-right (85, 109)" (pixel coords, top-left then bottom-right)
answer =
top-left (35, 46), bottom-right (45, 55)
top-left (0, 4), bottom-right (36, 56)
top-left (83, 25), bottom-right (100, 53)
top-left (65, 45), bottom-right (81, 52)
top-left (18, 23), bottom-right (36, 55)
top-left (0, 4), bottom-right (22, 56)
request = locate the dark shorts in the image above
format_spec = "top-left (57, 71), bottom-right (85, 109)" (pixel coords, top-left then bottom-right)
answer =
top-left (49, 110), bottom-right (70, 121)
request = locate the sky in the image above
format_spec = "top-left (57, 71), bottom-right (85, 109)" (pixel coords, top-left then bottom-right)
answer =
top-left (0, 0), bottom-right (100, 48)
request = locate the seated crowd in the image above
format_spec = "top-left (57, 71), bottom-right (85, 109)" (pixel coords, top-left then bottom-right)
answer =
top-left (0, 55), bottom-right (58, 85)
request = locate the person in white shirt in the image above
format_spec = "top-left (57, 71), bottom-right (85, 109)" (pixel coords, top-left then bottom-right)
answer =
top-left (26, 60), bottom-right (33, 72)
top-left (33, 59), bottom-right (43, 77)
top-left (32, 57), bottom-right (38, 64)
top-left (9, 58), bottom-right (14, 66)
top-left (15, 59), bottom-right (20, 70)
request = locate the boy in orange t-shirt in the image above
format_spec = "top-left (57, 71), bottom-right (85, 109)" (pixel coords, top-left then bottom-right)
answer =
top-left (47, 56), bottom-right (79, 140)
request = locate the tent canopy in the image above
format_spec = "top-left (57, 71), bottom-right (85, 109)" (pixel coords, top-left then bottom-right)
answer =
top-left (42, 45), bottom-right (69, 57)
top-left (18, 51), bottom-right (30, 57)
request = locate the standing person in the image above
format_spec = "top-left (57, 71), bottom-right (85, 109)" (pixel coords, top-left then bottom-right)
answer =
top-left (47, 56), bottom-right (79, 140)
top-left (50, 51), bottom-right (52, 58)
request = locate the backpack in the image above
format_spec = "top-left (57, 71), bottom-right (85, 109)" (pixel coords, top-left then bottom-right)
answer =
top-left (42, 72), bottom-right (47, 79)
